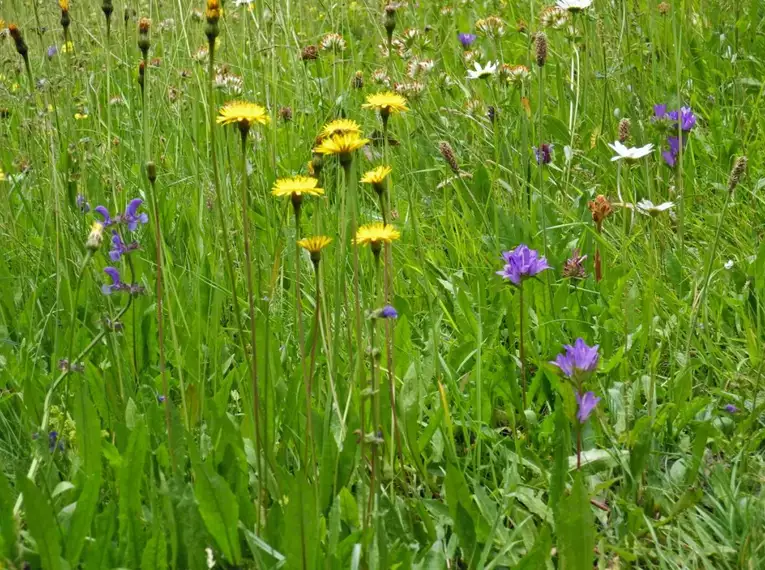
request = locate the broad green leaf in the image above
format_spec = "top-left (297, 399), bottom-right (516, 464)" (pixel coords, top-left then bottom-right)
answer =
top-left (141, 527), bottom-right (168, 570)
top-left (0, 470), bottom-right (18, 562)
top-left (558, 473), bottom-right (594, 570)
top-left (516, 526), bottom-right (552, 570)
top-left (18, 476), bottom-right (61, 570)
top-left (118, 421), bottom-right (149, 568)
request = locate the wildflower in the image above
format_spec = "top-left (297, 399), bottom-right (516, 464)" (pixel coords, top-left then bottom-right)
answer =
top-left (8, 24), bottom-right (29, 59)
top-left (727, 156), bottom-right (747, 193)
top-left (499, 64), bottom-right (530, 85)
top-left (320, 118), bottom-right (361, 140)
top-left (588, 195), bottom-right (612, 229)
top-left (557, 0), bottom-right (593, 12)
top-left (206, 547), bottom-right (216, 569)
top-left (476, 16), bottom-right (506, 37)
top-left (272, 175), bottom-right (324, 209)
top-left (59, 0), bottom-right (70, 30)
top-left (439, 141), bottom-right (460, 173)
top-left (353, 71), bottom-right (364, 89)
top-left (313, 133), bottom-right (370, 165)
top-left (102, 0), bottom-right (114, 21)
top-left (563, 249), bottom-right (587, 279)
top-left (540, 6), bottom-right (568, 29)
top-left (608, 141), bottom-right (654, 162)
top-left (535, 32), bottom-right (548, 67)
top-left (384, 4), bottom-right (397, 43)
top-left (661, 136), bottom-right (681, 167)
top-left (462, 50), bottom-right (479, 66)
top-left (636, 199), bottom-right (674, 216)
top-left (76, 194), bottom-right (90, 213)
top-left (301, 45), bottom-right (319, 61)
top-left (217, 101), bottom-right (270, 134)
top-left (320, 33), bottom-right (346, 52)
top-left (49, 430), bottom-right (64, 452)
top-left (496, 244), bottom-right (551, 285)
top-left (618, 118), bottom-right (631, 142)
top-left (551, 338), bottom-right (600, 379)
top-left (95, 199), bottom-right (149, 230)
top-left (576, 391), bottom-right (601, 423)
top-left (393, 81), bottom-right (424, 100)
top-left (205, 0), bottom-right (221, 40)
top-left (47, 45), bottom-right (58, 59)
top-left (466, 61), bottom-right (498, 80)
top-left (534, 143), bottom-right (553, 165)
top-left (109, 230), bottom-right (140, 261)
top-left (371, 69), bottom-right (391, 86)
top-left (362, 92), bottom-right (409, 125)
top-left (74, 112), bottom-right (88, 120)
top-left (458, 32), bottom-right (476, 48)
top-left (101, 267), bottom-right (145, 296)
top-left (373, 305), bottom-right (398, 319)
top-left (85, 222), bottom-right (105, 251)
top-left (406, 58), bottom-right (434, 79)
top-left (137, 17), bottom-right (151, 57)
top-left (657, 2), bottom-right (670, 15)
top-left (158, 394), bottom-right (166, 403)
top-left (361, 165), bottom-right (392, 196)
top-left (724, 259), bottom-right (734, 270)
top-left (654, 105), bottom-right (697, 131)
top-left (354, 223), bottom-right (401, 254)
top-left (298, 235), bottom-right (332, 264)
top-left (724, 404), bottom-right (738, 414)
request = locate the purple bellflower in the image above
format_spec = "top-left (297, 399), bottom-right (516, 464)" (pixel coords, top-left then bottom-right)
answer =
top-left (109, 230), bottom-right (140, 261)
top-left (496, 244), bottom-right (551, 286)
top-left (724, 404), bottom-right (739, 414)
top-left (654, 104), bottom-right (696, 167)
top-left (380, 305), bottom-right (398, 318)
top-left (458, 33), bottom-right (477, 48)
top-left (576, 391), bottom-right (601, 423)
top-left (551, 338), bottom-right (600, 379)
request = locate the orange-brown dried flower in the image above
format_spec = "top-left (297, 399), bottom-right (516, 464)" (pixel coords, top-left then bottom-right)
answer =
top-left (588, 195), bottom-right (613, 229)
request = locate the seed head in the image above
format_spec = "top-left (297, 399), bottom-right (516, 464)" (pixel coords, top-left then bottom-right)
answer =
top-left (138, 17), bottom-right (151, 56)
top-left (384, 4), bottom-right (397, 42)
top-left (439, 141), bottom-right (460, 174)
top-left (588, 195), bottom-right (613, 229)
top-left (353, 70), bottom-right (364, 89)
top-left (301, 45), bottom-right (319, 61)
top-left (657, 2), bottom-right (670, 16)
top-left (8, 24), bottom-right (28, 58)
top-left (535, 32), bottom-right (548, 67)
top-left (278, 106), bottom-right (293, 122)
top-left (727, 156), bottom-right (747, 193)
top-left (102, 0), bottom-right (114, 22)
top-left (618, 118), bottom-right (631, 143)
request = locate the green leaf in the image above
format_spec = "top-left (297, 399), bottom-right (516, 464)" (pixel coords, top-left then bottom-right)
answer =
top-left (189, 444), bottom-right (242, 564)
top-left (66, 381), bottom-right (103, 566)
top-left (557, 473), bottom-right (594, 570)
top-left (118, 421), bottom-right (149, 568)
top-left (515, 526), bottom-right (552, 570)
top-left (549, 401), bottom-right (570, 516)
top-left (685, 421), bottom-right (711, 487)
top-left (282, 471), bottom-right (318, 570)
top-left (18, 476), bottom-right (61, 570)
top-left (0, 470), bottom-right (18, 562)
top-left (141, 527), bottom-right (168, 570)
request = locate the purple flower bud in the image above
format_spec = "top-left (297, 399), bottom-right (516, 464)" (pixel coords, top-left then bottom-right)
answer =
top-left (458, 33), bottom-right (476, 49)
top-left (379, 305), bottom-right (398, 319)
top-left (47, 45), bottom-right (58, 59)
top-left (76, 194), bottom-right (90, 213)
top-left (158, 394), bottom-right (166, 403)
top-left (575, 391), bottom-right (600, 423)
top-left (533, 143), bottom-right (553, 165)
top-left (724, 404), bottom-right (738, 414)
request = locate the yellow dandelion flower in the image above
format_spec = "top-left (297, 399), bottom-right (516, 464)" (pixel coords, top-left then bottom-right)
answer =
top-left (61, 41), bottom-right (74, 53)
top-left (206, 0), bottom-right (221, 22)
top-left (59, 0), bottom-right (69, 11)
top-left (298, 235), bottom-right (332, 253)
top-left (74, 112), bottom-right (88, 120)
top-left (362, 91), bottom-right (409, 115)
top-left (361, 165), bottom-right (392, 186)
top-left (271, 175), bottom-right (324, 198)
top-left (320, 118), bottom-right (361, 140)
top-left (313, 132), bottom-right (369, 156)
top-left (354, 223), bottom-right (400, 247)
top-left (216, 100), bottom-right (270, 128)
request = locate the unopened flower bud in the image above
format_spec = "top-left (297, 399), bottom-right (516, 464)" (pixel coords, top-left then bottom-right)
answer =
top-left (8, 24), bottom-right (28, 58)
top-left (384, 5), bottom-right (397, 43)
top-left (102, 0), bottom-right (114, 22)
top-left (138, 17), bottom-right (151, 57)
top-left (146, 161), bottom-right (157, 183)
top-left (353, 71), bottom-right (364, 89)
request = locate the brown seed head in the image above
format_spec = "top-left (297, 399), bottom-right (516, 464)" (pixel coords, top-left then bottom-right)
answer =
top-left (301, 45), bottom-right (319, 61)
top-left (588, 195), bottom-right (613, 228)
top-left (727, 156), bottom-right (747, 193)
top-left (618, 118), bottom-right (631, 143)
top-left (278, 106), bottom-right (293, 122)
top-left (138, 17), bottom-right (151, 34)
top-left (657, 2), bottom-right (670, 16)
top-left (353, 70), bottom-right (364, 89)
top-left (439, 141), bottom-right (460, 174)
top-left (535, 32), bottom-right (548, 67)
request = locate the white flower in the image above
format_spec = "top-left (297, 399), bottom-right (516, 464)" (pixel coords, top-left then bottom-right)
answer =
top-left (205, 547), bottom-right (216, 569)
top-left (724, 259), bottom-right (734, 270)
top-left (608, 141), bottom-right (654, 162)
top-left (466, 61), bottom-right (498, 80)
top-left (556, 0), bottom-right (594, 11)
top-left (234, 0), bottom-right (254, 4)
top-left (636, 199), bottom-right (674, 216)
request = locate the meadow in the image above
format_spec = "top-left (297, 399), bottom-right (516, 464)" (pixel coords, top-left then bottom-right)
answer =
top-left (0, 0), bottom-right (762, 568)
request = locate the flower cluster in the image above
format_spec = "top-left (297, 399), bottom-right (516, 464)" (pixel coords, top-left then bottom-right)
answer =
top-left (496, 244), bottom-right (550, 285)
top-left (653, 104), bottom-right (697, 167)
top-left (95, 198), bottom-right (149, 230)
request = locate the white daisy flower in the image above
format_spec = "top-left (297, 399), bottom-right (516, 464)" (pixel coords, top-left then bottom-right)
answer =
top-left (556, 0), bottom-right (594, 11)
top-left (466, 61), bottom-right (498, 80)
top-left (636, 199), bottom-right (674, 216)
top-left (608, 141), bottom-right (654, 162)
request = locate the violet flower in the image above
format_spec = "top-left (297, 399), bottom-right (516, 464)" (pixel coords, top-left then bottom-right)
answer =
top-left (123, 198), bottom-right (149, 230)
top-left (109, 230), bottom-right (139, 261)
top-left (562, 249), bottom-right (587, 279)
top-left (101, 267), bottom-right (125, 295)
top-left (551, 338), bottom-right (599, 379)
top-left (47, 45), bottom-right (58, 59)
top-left (576, 391), bottom-right (600, 423)
top-left (496, 244), bottom-right (550, 286)
top-left (724, 404), bottom-right (738, 414)
top-left (379, 305), bottom-right (398, 319)
top-left (76, 194), bottom-right (90, 213)
top-left (458, 33), bottom-right (477, 49)
top-left (95, 205), bottom-right (113, 226)
top-left (533, 143), bottom-right (553, 165)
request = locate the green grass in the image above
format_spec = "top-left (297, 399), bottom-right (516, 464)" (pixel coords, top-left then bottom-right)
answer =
top-left (1, 0), bottom-right (764, 568)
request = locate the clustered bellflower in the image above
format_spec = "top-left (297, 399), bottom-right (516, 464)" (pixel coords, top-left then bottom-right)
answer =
top-left (496, 244), bottom-right (550, 285)
top-left (551, 338), bottom-right (600, 379)
top-left (653, 104), bottom-right (696, 167)
top-left (458, 32), bottom-right (476, 49)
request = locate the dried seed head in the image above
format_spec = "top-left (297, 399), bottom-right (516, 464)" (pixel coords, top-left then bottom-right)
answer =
top-left (618, 118), bottom-right (631, 143)
top-left (516, 19), bottom-right (528, 33)
top-left (535, 32), bottom-right (548, 67)
top-left (657, 2), bottom-right (670, 16)
top-left (588, 195), bottom-right (613, 228)
top-left (8, 24), bottom-right (28, 58)
top-left (301, 44), bottom-right (319, 61)
top-left (353, 70), bottom-right (364, 89)
top-left (146, 161), bottom-right (157, 183)
top-left (86, 222), bottom-right (105, 251)
top-left (439, 141), bottom-right (460, 174)
top-left (278, 106), bottom-right (293, 122)
top-left (137, 17), bottom-right (151, 56)
top-left (727, 156), bottom-right (747, 193)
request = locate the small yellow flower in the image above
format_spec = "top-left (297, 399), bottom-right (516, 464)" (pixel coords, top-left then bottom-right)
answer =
top-left (313, 132), bottom-right (369, 156)
top-left (74, 112), bottom-right (88, 120)
top-left (298, 235), bottom-right (332, 253)
top-left (362, 92), bottom-right (409, 115)
top-left (206, 0), bottom-right (221, 22)
top-left (271, 175), bottom-right (324, 198)
top-left (85, 221), bottom-right (104, 251)
top-left (360, 165), bottom-right (392, 186)
top-left (354, 223), bottom-right (400, 247)
top-left (61, 41), bottom-right (74, 53)
top-left (320, 118), bottom-right (361, 140)
top-left (0, 170), bottom-right (6, 182)
top-left (216, 101), bottom-right (270, 128)
top-left (59, 0), bottom-right (69, 11)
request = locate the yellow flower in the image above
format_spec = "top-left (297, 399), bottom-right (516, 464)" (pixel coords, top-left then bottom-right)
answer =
top-left (216, 101), bottom-right (270, 128)
top-left (360, 165), bottom-right (392, 186)
top-left (61, 41), bottom-right (74, 53)
top-left (354, 223), bottom-right (400, 247)
top-left (320, 118), bottom-right (361, 140)
top-left (271, 175), bottom-right (324, 198)
top-left (74, 112), bottom-right (88, 120)
top-left (59, 0), bottom-right (69, 11)
top-left (362, 91), bottom-right (409, 115)
top-left (85, 221), bottom-right (104, 251)
top-left (313, 132), bottom-right (369, 156)
top-left (206, 0), bottom-right (221, 22)
top-left (298, 235), bottom-right (332, 253)
top-left (0, 170), bottom-right (6, 182)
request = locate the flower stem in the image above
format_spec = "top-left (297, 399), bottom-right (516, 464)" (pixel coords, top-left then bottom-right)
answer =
top-left (519, 284), bottom-right (527, 409)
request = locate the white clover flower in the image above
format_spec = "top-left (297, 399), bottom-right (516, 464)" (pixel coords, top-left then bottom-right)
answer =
top-left (608, 141), bottom-right (654, 162)
top-left (466, 61), bottom-right (498, 80)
